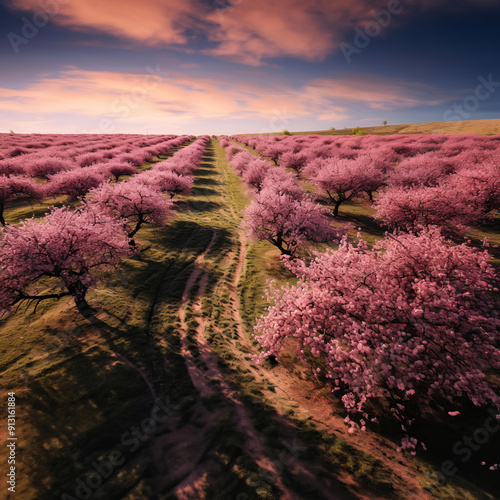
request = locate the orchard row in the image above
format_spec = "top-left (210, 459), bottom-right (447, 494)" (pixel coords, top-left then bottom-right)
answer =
top-left (233, 133), bottom-right (500, 233)
top-left (0, 135), bottom-right (209, 315)
top-left (222, 134), bottom-right (500, 455)
top-left (1, 131), bottom-right (499, 460)
top-left (0, 135), bottom-right (198, 225)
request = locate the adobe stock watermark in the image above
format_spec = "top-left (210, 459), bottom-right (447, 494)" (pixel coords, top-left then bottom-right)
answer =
top-left (424, 407), bottom-right (500, 492)
top-left (443, 75), bottom-right (500, 121)
top-left (257, 108), bottom-right (296, 136)
top-left (61, 394), bottom-right (180, 500)
top-left (83, 64), bottom-right (170, 134)
top-left (235, 438), bottom-right (306, 500)
top-left (7, 0), bottom-right (70, 54)
top-left (341, 0), bottom-right (411, 64)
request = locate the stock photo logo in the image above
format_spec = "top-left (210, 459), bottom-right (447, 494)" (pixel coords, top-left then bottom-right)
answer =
top-left (7, 0), bottom-right (70, 53)
top-left (444, 75), bottom-right (500, 121)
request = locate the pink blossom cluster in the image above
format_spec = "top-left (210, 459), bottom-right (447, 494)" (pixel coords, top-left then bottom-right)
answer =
top-left (231, 132), bottom-right (500, 232)
top-left (0, 134), bottom-right (209, 316)
top-left (0, 133), bottom-right (194, 216)
top-left (0, 205), bottom-right (136, 316)
top-left (254, 227), bottom-right (500, 449)
top-left (375, 158), bottom-right (500, 232)
top-left (84, 136), bottom-right (210, 237)
top-left (133, 136), bottom-right (209, 197)
top-left (219, 137), bottom-right (347, 255)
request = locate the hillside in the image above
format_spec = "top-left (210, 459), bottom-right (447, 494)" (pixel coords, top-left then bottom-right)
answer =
top-left (273, 119), bottom-right (500, 137)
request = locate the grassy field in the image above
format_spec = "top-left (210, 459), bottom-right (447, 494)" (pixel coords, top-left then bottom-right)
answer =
top-left (1, 138), bottom-right (499, 499)
top-left (251, 118), bottom-right (500, 136)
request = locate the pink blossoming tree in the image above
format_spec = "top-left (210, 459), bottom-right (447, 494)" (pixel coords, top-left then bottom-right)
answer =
top-left (0, 175), bottom-right (42, 226)
top-left (254, 227), bottom-right (500, 450)
top-left (241, 186), bottom-right (344, 256)
top-left (85, 180), bottom-right (175, 239)
top-left (46, 169), bottom-right (106, 201)
top-left (0, 206), bottom-right (135, 317)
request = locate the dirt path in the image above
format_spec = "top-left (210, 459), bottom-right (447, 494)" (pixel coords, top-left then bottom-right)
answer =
top-left (114, 139), bottom-right (433, 499)
top-left (176, 229), bottom-right (301, 499)
top-left (227, 229), bottom-right (359, 499)
top-left (228, 229), bottom-right (248, 342)
top-left (53, 138), bottom-right (446, 498)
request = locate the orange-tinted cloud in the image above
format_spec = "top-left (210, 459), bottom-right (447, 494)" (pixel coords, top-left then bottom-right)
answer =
top-left (0, 67), bottom-right (449, 134)
top-left (10, 0), bottom-right (202, 46)
top-left (304, 77), bottom-right (448, 113)
top-left (0, 68), bottom-right (340, 121)
top-left (8, 0), bottom-right (485, 64)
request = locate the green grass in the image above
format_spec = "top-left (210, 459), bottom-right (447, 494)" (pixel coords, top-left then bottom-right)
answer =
top-left (0, 147), bottom-right (208, 497)
top-left (1, 138), bottom-right (499, 499)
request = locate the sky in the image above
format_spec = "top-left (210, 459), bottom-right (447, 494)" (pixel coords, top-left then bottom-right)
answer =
top-left (0, 0), bottom-right (499, 135)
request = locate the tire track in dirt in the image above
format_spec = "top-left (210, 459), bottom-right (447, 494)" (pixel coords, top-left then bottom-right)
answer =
top-left (215, 145), bottom-right (351, 499)
top-left (222, 226), bottom-right (355, 499)
top-left (176, 229), bottom-right (302, 500)
top-left (178, 229), bottom-right (217, 399)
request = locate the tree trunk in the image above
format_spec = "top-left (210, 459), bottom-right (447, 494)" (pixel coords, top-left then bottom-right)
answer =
top-left (0, 202), bottom-right (5, 226)
top-left (128, 216), bottom-right (144, 239)
top-left (75, 297), bottom-right (96, 320)
top-left (279, 246), bottom-right (293, 256)
top-left (277, 237), bottom-right (293, 256)
top-left (67, 283), bottom-right (95, 320)
top-left (333, 200), bottom-right (342, 217)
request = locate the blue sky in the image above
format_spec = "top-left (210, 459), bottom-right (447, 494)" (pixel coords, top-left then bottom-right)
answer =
top-left (0, 0), bottom-right (499, 134)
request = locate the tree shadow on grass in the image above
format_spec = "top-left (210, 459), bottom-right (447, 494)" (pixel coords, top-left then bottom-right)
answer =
top-left (335, 212), bottom-right (386, 240)
top-left (196, 166), bottom-right (218, 177)
top-left (20, 334), bottom-right (155, 499)
top-left (194, 177), bottom-right (220, 187)
top-left (17, 223), bottom-right (233, 499)
top-left (315, 199), bottom-right (386, 241)
top-left (191, 186), bottom-right (219, 197)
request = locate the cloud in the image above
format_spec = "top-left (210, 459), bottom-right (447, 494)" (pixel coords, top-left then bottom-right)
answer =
top-left (204, 0), bottom-right (342, 65)
top-left (0, 67), bottom-right (343, 122)
top-left (10, 0), bottom-right (207, 46)
top-left (0, 67), bottom-right (450, 133)
top-left (8, 0), bottom-right (491, 64)
top-left (304, 77), bottom-right (449, 113)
